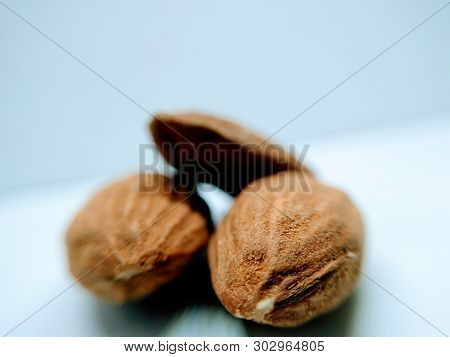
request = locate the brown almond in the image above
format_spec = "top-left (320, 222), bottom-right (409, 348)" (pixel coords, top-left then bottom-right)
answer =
top-left (208, 170), bottom-right (364, 327)
top-left (150, 112), bottom-right (310, 196)
top-left (66, 173), bottom-right (211, 303)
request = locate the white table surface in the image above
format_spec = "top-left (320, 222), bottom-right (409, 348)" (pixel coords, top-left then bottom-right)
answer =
top-left (1, 114), bottom-right (449, 337)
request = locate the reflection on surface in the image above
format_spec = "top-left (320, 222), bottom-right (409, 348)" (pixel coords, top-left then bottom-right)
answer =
top-left (95, 252), bottom-right (360, 337)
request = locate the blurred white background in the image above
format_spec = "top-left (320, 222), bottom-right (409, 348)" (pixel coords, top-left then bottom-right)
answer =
top-left (1, 0), bottom-right (449, 188)
top-left (0, 0), bottom-right (449, 337)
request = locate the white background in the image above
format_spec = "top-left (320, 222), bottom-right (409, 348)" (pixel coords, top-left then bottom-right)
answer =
top-left (1, 0), bottom-right (449, 188)
top-left (1, 338), bottom-right (450, 356)
top-left (0, 1), bottom-right (449, 337)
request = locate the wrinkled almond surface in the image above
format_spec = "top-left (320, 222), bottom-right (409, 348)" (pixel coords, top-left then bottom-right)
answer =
top-left (66, 173), bottom-right (211, 303)
top-left (208, 171), bottom-right (364, 327)
top-left (150, 112), bottom-right (309, 196)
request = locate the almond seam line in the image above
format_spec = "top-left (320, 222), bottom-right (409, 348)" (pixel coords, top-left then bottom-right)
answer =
top-left (1, 0), bottom-right (447, 337)
top-left (258, 1), bottom-right (450, 144)
top-left (252, 1), bottom-right (450, 334)
top-left (0, 0), bottom-right (192, 147)
top-left (1, 191), bottom-right (196, 337)
top-left (250, 190), bottom-right (448, 337)
top-left (0, 0), bottom-right (291, 334)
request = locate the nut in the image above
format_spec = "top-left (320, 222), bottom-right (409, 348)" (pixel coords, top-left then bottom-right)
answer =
top-left (66, 173), bottom-right (212, 303)
top-left (150, 112), bottom-right (310, 196)
top-left (208, 171), bottom-right (364, 327)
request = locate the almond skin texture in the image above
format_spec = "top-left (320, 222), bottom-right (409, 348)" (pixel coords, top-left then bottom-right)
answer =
top-left (208, 171), bottom-right (364, 327)
top-left (66, 173), bottom-right (211, 303)
top-left (150, 112), bottom-right (310, 196)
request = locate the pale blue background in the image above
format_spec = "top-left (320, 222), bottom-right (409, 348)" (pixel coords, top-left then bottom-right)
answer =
top-left (0, 0), bottom-right (449, 337)
top-left (1, 0), bottom-right (449, 188)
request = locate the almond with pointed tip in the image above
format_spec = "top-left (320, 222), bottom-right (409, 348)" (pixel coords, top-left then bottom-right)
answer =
top-left (208, 171), bottom-right (364, 327)
top-left (66, 173), bottom-right (212, 303)
top-left (150, 112), bottom-right (311, 196)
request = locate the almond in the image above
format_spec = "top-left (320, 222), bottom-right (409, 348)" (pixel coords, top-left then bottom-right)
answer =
top-left (150, 112), bottom-right (310, 196)
top-left (208, 171), bottom-right (364, 327)
top-left (66, 173), bottom-right (211, 303)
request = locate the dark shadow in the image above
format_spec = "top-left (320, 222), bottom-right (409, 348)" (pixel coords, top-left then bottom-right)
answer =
top-left (243, 289), bottom-right (361, 337)
top-left (95, 252), bottom-right (361, 336)
top-left (94, 251), bottom-right (221, 336)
